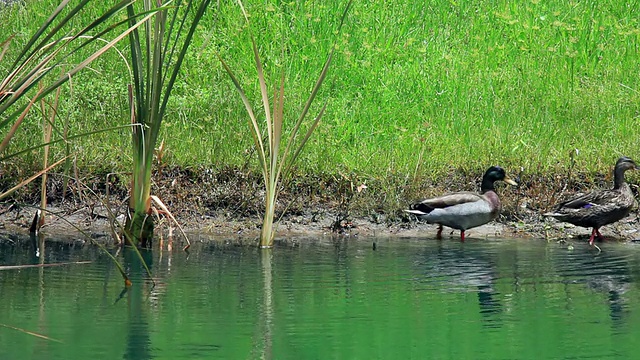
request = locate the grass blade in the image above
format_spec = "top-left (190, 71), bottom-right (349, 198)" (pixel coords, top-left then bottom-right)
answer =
top-left (9, 0), bottom-right (70, 69)
top-left (252, 37), bottom-right (274, 155)
top-left (0, 124), bottom-right (138, 163)
top-left (158, 0), bottom-right (212, 123)
top-left (0, 10), bottom-right (159, 138)
top-left (0, 35), bottom-right (13, 64)
top-left (217, 55), bottom-right (269, 176)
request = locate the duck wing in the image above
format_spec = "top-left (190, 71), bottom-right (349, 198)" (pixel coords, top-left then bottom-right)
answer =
top-left (411, 192), bottom-right (484, 214)
top-left (548, 187), bottom-right (635, 228)
top-left (555, 189), bottom-right (620, 210)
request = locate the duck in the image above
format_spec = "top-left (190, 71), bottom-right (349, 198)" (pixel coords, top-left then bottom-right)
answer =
top-left (405, 166), bottom-right (518, 241)
top-left (544, 156), bottom-right (638, 246)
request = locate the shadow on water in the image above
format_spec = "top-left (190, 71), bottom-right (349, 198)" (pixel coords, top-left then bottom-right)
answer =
top-left (0, 233), bottom-right (88, 265)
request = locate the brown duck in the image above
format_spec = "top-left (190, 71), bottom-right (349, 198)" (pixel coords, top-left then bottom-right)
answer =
top-left (545, 157), bottom-right (639, 245)
top-left (405, 166), bottom-right (518, 241)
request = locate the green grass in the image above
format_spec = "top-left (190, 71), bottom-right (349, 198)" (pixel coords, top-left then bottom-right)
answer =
top-left (2, 0), bottom-right (640, 183)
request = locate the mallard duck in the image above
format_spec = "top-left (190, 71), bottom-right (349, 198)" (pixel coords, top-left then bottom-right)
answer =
top-left (544, 156), bottom-right (638, 246)
top-left (405, 166), bottom-right (518, 241)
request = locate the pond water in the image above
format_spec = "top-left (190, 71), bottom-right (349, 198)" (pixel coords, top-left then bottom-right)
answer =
top-left (1, 234), bottom-right (640, 359)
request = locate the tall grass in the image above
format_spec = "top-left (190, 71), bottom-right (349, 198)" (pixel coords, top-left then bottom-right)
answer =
top-left (1, 0), bottom-right (639, 184)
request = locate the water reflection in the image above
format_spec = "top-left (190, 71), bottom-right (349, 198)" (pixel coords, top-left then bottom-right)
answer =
top-left (476, 284), bottom-right (502, 319)
top-left (256, 249), bottom-right (274, 360)
top-left (553, 247), bottom-right (633, 331)
top-left (413, 241), bottom-right (503, 327)
top-left (122, 248), bottom-right (154, 360)
top-left (588, 275), bottom-right (631, 329)
top-left (2, 235), bottom-right (640, 359)
top-left (407, 238), bottom-right (640, 334)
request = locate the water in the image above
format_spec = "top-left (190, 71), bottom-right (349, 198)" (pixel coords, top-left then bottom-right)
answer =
top-left (2, 234), bottom-right (640, 359)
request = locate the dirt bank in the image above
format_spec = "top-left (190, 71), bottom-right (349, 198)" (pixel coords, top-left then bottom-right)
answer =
top-left (1, 166), bottom-right (639, 245)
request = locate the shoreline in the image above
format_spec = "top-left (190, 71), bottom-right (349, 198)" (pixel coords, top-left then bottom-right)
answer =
top-left (1, 166), bottom-right (639, 246)
top-left (2, 202), bottom-right (639, 247)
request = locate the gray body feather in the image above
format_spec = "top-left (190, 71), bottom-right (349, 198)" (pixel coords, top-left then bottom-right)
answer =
top-left (406, 191), bottom-right (501, 231)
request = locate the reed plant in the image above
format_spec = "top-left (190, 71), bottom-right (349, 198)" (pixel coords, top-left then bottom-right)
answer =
top-left (0, 0), bottom-right (161, 286)
top-left (28, 82), bottom-right (62, 234)
top-left (219, 1), bottom-right (351, 248)
top-left (124, 0), bottom-right (211, 247)
top-left (0, 0), bottom-right (158, 196)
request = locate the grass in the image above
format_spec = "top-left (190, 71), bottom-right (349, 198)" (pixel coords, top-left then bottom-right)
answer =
top-left (1, 0), bottom-right (640, 190)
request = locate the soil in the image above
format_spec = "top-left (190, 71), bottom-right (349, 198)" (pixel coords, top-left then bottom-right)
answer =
top-left (1, 166), bottom-right (640, 246)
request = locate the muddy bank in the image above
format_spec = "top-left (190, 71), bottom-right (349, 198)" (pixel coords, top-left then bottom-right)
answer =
top-left (1, 166), bottom-right (639, 245)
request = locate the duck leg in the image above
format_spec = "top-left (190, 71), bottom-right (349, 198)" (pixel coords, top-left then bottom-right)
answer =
top-left (436, 224), bottom-right (443, 239)
top-left (588, 228), bottom-right (606, 246)
top-left (460, 230), bottom-right (465, 242)
top-left (588, 228), bottom-right (598, 246)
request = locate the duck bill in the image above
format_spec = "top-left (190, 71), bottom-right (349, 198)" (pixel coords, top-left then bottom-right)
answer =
top-left (504, 176), bottom-right (518, 186)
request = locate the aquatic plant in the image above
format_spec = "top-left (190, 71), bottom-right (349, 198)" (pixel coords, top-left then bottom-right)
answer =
top-left (218, 0), bottom-right (352, 248)
top-left (28, 83), bottom-right (62, 234)
top-left (124, 0), bottom-right (211, 247)
top-left (0, 0), bottom-right (162, 286)
top-left (0, 0), bottom-right (158, 198)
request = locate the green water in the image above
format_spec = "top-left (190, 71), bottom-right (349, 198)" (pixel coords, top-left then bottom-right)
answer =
top-left (1, 235), bottom-right (640, 359)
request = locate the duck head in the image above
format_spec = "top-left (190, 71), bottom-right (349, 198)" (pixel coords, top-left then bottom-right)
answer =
top-left (481, 166), bottom-right (518, 192)
top-left (615, 157), bottom-right (639, 172)
top-left (613, 157), bottom-right (639, 189)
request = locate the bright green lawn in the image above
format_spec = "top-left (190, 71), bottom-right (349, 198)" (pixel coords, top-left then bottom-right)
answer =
top-left (2, 0), bottom-right (640, 181)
